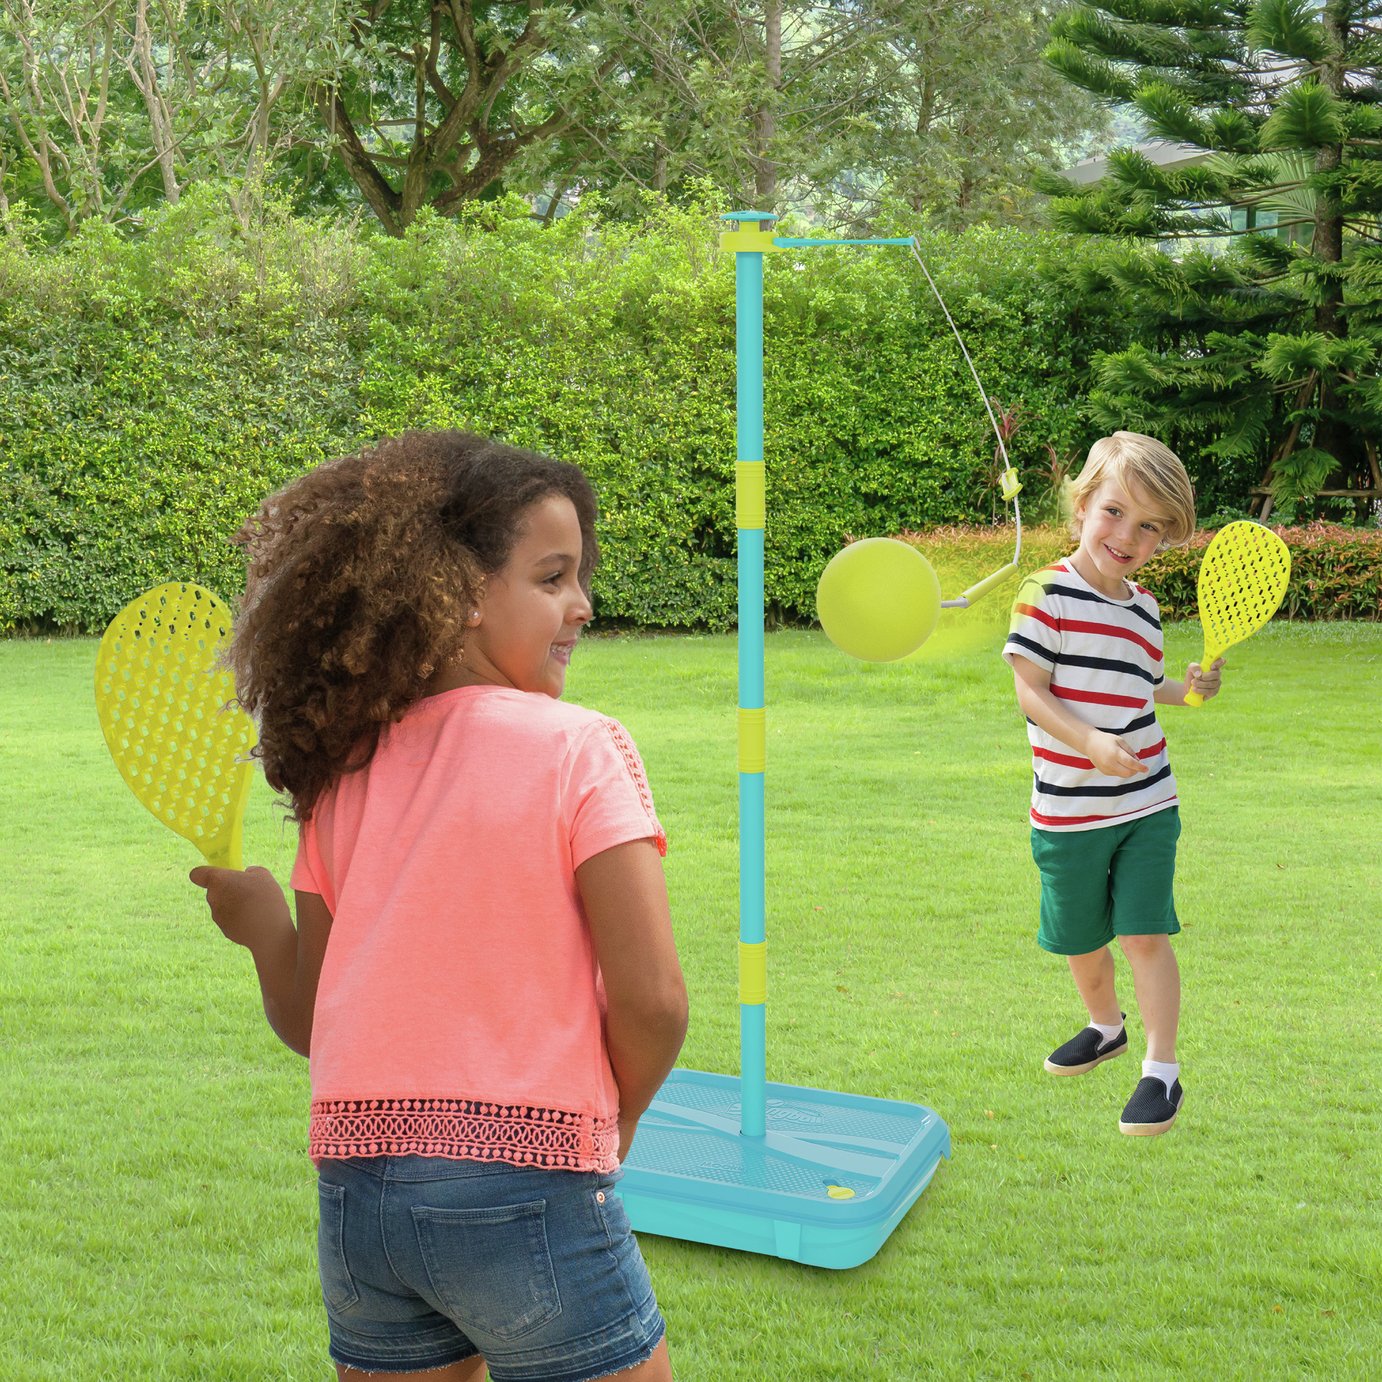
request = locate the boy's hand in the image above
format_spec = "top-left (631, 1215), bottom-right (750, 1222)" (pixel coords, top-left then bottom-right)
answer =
top-left (1086, 730), bottom-right (1149, 778)
top-left (190, 865), bottom-right (289, 950)
top-left (1185, 657), bottom-right (1225, 702)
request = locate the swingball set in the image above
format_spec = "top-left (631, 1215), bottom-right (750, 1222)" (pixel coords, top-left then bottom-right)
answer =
top-left (93, 208), bottom-right (1292, 1275)
top-left (617, 212), bottom-right (1028, 1270)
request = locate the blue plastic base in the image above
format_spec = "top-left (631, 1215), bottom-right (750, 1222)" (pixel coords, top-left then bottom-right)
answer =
top-left (617, 1069), bottom-right (950, 1270)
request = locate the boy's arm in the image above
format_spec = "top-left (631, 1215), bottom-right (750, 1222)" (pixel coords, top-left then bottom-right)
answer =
top-left (190, 866), bottom-right (332, 1057)
top-left (1155, 657), bottom-right (1225, 706)
top-left (577, 839), bottom-right (689, 1163)
top-left (1008, 654), bottom-right (1148, 779)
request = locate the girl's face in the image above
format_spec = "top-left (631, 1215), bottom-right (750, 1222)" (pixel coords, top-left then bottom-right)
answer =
top-left (465, 494), bottom-right (593, 698)
top-left (1072, 478), bottom-right (1169, 598)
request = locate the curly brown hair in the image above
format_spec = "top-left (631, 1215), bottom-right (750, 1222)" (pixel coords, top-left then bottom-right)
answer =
top-left (228, 430), bottom-right (599, 822)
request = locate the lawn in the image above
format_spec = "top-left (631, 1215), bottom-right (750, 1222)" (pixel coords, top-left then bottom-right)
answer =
top-left (1, 621), bottom-right (1378, 1380)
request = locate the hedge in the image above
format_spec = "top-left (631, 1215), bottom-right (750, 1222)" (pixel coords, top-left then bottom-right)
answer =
top-left (0, 186), bottom-right (1139, 634)
top-left (6, 188), bottom-right (1372, 638)
top-left (898, 522), bottom-right (1382, 626)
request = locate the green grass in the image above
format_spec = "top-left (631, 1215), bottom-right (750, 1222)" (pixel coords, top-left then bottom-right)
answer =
top-left (2, 622), bottom-right (1379, 1380)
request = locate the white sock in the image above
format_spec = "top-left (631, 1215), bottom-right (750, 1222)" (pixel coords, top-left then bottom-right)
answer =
top-left (1143, 1059), bottom-right (1180, 1091)
top-left (1090, 1019), bottom-right (1123, 1043)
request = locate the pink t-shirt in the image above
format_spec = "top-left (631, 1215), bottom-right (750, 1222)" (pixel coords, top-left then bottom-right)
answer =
top-left (290, 685), bottom-right (667, 1173)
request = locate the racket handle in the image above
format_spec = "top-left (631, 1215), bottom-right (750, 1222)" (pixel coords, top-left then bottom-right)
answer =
top-left (1184, 689), bottom-right (1205, 709)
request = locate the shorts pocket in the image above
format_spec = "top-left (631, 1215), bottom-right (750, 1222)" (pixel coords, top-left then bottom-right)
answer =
top-left (412, 1199), bottom-right (561, 1343)
top-left (317, 1181), bottom-right (360, 1314)
top-left (592, 1174), bottom-right (633, 1240)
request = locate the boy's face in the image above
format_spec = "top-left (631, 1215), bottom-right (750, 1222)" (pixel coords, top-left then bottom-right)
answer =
top-left (1072, 479), bottom-right (1170, 598)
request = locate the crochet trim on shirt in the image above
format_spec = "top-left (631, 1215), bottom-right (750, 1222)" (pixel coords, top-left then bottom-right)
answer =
top-left (310, 1098), bottom-right (620, 1169)
top-left (602, 718), bottom-right (667, 856)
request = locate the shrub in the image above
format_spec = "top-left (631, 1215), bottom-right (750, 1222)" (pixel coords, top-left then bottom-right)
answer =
top-left (896, 522), bottom-right (1382, 626)
top-left (1140, 524), bottom-right (1382, 622)
top-left (0, 187), bottom-right (1186, 633)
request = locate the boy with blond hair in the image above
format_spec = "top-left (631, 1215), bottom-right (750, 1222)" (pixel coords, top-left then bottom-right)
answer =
top-left (1004, 432), bottom-right (1223, 1135)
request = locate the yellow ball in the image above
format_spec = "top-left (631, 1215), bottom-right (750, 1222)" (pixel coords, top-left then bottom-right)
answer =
top-left (816, 538), bottom-right (942, 662)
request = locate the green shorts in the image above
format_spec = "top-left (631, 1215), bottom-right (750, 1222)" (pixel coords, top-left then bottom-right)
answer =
top-left (1030, 807), bottom-right (1181, 956)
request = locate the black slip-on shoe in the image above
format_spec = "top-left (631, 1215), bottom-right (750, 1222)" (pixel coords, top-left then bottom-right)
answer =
top-left (1043, 1014), bottom-right (1128, 1075)
top-left (1119, 1076), bottom-right (1184, 1136)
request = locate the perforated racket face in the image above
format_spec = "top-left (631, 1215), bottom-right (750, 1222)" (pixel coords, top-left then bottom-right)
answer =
top-left (1196, 522), bottom-right (1291, 658)
top-left (94, 583), bottom-right (257, 868)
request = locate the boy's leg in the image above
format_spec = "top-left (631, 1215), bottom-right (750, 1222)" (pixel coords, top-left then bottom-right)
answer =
top-left (1044, 945), bottom-right (1128, 1074)
top-left (1109, 811), bottom-right (1184, 1131)
top-left (1108, 809), bottom-right (1183, 1066)
top-left (1117, 933), bottom-right (1180, 1062)
top-left (1032, 826), bottom-right (1129, 1075)
top-left (1067, 945), bottom-right (1121, 1028)
top-left (1117, 932), bottom-right (1184, 1133)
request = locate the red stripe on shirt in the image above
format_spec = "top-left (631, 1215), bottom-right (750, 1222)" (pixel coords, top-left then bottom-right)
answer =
top-left (1033, 738), bottom-right (1167, 771)
top-left (1050, 684), bottom-right (1148, 709)
top-left (1033, 746), bottom-right (1094, 769)
top-left (1058, 617), bottom-right (1163, 661)
top-left (1013, 602), bottom-right (1060, 631)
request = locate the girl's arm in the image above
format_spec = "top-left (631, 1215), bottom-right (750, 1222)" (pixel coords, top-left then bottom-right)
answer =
top-left (1155, 657), bottom-right (1225, 706)
top-left (577, 839), bottom-right (689, 1162)
top-left (1009, 654), bottom-right (1148, 779)
top-left (190, 866), bottom-right (332, 1057)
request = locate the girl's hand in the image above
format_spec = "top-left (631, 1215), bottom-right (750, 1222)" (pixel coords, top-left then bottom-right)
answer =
top-left (190, 865), bottom-right (290, 950)
top-left (1185, 657), bottom-right (1225, 702)
top-left (1086, 730), bottom-right (1149, 778)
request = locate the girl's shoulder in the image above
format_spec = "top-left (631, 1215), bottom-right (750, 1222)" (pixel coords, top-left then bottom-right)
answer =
top-left (459, 695), bottom-right (648, 797)
top-left (418, 686), bottom-right (625, 744)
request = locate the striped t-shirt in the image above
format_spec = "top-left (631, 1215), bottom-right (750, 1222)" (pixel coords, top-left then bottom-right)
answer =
top-left (1003, 559), bottom-right (1178, 832)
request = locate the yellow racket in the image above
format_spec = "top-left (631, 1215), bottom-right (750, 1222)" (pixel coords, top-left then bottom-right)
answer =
top-left (94, 582), bottom-right (256, 867)
top-left (1185, 521), bottom-right (1291, 708)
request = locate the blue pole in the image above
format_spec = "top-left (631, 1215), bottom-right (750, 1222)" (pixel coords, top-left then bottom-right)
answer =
top-left (731, 224), bottom-right (767, 1139)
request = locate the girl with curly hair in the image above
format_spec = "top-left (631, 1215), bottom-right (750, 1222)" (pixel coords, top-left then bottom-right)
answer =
top-left (191, 431), bottom-right (687, 1382)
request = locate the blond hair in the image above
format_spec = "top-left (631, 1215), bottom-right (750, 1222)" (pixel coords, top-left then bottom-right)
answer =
top-left (1067, 431), bottom-right (1196, 547)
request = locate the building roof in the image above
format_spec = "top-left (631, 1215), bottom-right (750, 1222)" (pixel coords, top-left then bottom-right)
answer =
top-left (1061, 140), bottom-right (1210, 186)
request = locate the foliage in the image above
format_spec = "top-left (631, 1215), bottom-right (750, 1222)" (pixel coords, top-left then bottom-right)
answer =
top-left (1041, 0), bottom-right (1382, 517)
top-left (515, 1), bottom-right (1107, 231)
top-left (1152, 522), bottom-right (1382, 621)
top-left (0, 1), bottom-right (1106, 240)
top-left (840, 0), bottom-right (1109, 230)
top-left (0, 190), bottom-right (1132, 633)
top-left (0, 0), bottom-right (344, 237)
top-left (900, 521), bottom-right (1382, 621)
top-left (302, 0), bottom-right (652, 235)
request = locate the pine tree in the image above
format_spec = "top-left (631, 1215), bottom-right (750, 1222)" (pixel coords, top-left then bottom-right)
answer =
top-left (1040, 0), bottom-right (1382, 519)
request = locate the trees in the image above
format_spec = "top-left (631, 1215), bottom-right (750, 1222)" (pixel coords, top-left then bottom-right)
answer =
top-left (843, 0), bottom-right (1107, 229)
top-left (305, 1), bottom-right (634, 236)
top-left (515, 1), bottom-right (1106, 228)
top-left (0, 1), bottom-right (344, 233)
top-left (0, 0), bottom-right (190, 230)
top-left (1041, 0), bottom-right (1382, 519)
top-left (0, 2), bottom-right (1105, 237)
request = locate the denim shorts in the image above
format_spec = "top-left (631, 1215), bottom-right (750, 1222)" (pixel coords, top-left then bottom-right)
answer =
top-left (315, 1156), bottom-right (665, 1380)
top-left (1031, 807), bottom-right (1182, 955)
